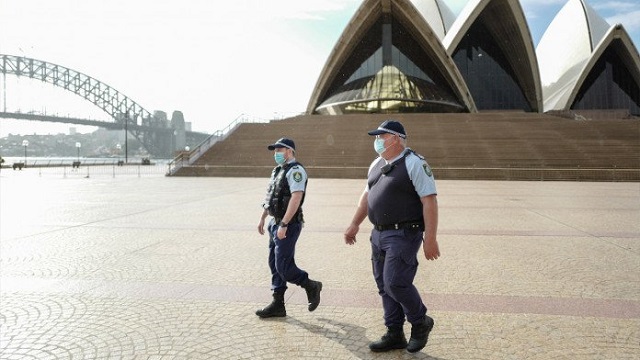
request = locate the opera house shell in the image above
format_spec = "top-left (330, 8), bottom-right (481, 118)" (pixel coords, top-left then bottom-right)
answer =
top-left (307, 0), bottom-right (639, 116)
top-left (537, 0), bottom-right (640, 114)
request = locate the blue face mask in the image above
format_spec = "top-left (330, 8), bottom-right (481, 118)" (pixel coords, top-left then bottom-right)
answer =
top-left (274, 152), bottom-right (286, 165)
top-left (374, 138), bottom-right (386, 155)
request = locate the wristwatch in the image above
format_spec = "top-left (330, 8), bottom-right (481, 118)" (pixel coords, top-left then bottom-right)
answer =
top-left (279, 221), bottom-right (288, 227)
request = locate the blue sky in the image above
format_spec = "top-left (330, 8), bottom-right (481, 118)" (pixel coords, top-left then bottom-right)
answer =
top-left (0, 0), bottom-right (638, 136)
top-left (516, 0), bottom-right (640, 44)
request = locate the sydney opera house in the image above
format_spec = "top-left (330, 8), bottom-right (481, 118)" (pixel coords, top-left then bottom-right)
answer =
top-left (173, 0), bottom-right (639, 181)
top-left (308, 0), bottom-right (639, 116)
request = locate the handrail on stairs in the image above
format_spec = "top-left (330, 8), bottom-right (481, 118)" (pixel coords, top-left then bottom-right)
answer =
top-left (166, 114), bottom-right (266, 176)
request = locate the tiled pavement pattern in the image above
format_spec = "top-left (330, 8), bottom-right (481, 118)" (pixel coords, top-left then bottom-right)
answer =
top-left (1, 170), bottom-right (639, 359)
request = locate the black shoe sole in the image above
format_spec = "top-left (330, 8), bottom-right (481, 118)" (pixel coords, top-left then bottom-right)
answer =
top-left (406, 316), bottom-right (434, 353)
top-left (308, 282), bottom-right (322, 311)
top-left (256, 311), bottom-right (286, 318)
top-left (369, 344), bottom-right (407, 352)
top-left (406, 343), bottom-right (425, 353)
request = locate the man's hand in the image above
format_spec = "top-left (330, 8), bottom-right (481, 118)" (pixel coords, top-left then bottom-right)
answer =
top-left (258, 217), bottom-right (266, 235)
top-left (423, 238), bottom-right (440, 260)
top-left (344, 224), bottom-right (359, 245)
top-left (344, 191), bottom-right (368, 245)
top-left (420, 195), bottom-right (439, 260)
top-left (277, 225), bottom-right (287, 239)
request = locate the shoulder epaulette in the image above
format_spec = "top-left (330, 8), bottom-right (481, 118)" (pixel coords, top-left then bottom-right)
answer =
top-left (407, 149), bottom-right (425, 160)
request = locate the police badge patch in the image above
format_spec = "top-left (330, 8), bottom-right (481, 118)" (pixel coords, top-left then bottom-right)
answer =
top-left (293, 171), bottom-right (303, 182)
top-left (423, 163), bottom-right (433, 177)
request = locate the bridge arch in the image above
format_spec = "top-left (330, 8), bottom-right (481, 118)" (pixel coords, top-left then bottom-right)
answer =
top-left (0, 54), bottom-right (209, 157)
top-left (0, 54), bottom-right (159, 127)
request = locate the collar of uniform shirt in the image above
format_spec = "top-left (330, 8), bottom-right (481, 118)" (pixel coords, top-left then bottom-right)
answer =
top-left (384, 149), bottom-right (409, 164)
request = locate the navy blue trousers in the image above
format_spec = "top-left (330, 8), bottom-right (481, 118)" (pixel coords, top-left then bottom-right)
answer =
top-left (371, 228), bottom-right (427, 327)
top-left (267, 219), bottom-right (308, 293)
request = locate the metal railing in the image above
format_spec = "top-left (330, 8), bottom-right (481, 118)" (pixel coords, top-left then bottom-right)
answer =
top-left (1, 162), bottom-right (167, 178)
top-left (166, 114), bottom-right (269, 176)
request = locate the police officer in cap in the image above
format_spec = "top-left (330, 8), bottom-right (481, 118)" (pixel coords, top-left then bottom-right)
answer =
top-left (256, 137), bottom-right (322, 318)
top-left (344, 120), bottom-right (440, 353)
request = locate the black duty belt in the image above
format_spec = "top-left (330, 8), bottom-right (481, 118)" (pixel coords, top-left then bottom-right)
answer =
top-left (275, 212), bottom-right (304, 225)
top-left (374, 220), bottom-right (424, 231)
top-left (275, 218), bottom-right (300, 225)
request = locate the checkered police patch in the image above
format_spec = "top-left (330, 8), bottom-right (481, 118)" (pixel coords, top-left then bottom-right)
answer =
top-left (293, 171), bottom-right (303, 182)
top-left (423, 163), bottom-right (433, 177)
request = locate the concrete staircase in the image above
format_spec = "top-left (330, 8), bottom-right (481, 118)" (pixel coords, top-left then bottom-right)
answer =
top-left (172, 113), bottom-right (640, 181)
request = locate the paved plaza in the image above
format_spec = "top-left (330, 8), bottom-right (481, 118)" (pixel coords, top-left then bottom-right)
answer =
top-left (1, 167), bottom-right (639, 359)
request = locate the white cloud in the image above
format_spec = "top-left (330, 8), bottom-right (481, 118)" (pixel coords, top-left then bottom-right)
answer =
top-left (520, 0), bottom-right (566, 6)
top-left (0, 0), bottom-right (363, 134)
top-left (1, 0), bottom-right (638, 137)
top-left (259, 0), bottom-right (359, 20)
top-left (592, 1), bottom-right (639, 12)
top-left (607, 10), bottom-right (640, 31)
top-left (589, 1), bottom-right (640, 31)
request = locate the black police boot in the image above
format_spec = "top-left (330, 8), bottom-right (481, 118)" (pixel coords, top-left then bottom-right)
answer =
top-left (369, 326), bottom-right (407, 352)
top-left (302, 279), bottom-right (323, 311)
top-left (406, 315), bottom-right (434, 353)
top-left (255, 292), bottom-right (286, 318)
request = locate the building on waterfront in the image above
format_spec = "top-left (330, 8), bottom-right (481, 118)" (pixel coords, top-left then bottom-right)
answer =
top-left (306, 0), bottom-right (639, 116)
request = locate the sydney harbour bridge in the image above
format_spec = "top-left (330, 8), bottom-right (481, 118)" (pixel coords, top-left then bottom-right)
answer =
top-left (0, 54), bottom-right (210, 158)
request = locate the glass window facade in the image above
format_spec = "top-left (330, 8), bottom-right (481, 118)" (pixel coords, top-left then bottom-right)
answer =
top-left (572, 42), bottom-right (640, 115)
top-left (315, 17), bottom-right (464, 115)
top-left (452, 21), bottom-right (531, 111)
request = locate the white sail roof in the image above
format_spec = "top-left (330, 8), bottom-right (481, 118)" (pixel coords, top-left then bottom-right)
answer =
top-left (410, 0), bottom-right (456, 39)
top-left (537, 0), bottom-right (612, 111)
